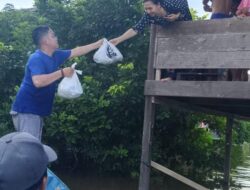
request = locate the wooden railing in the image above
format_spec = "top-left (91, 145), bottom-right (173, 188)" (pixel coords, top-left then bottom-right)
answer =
top-left (154, 18), bottom-right (250, 69)
top-left (144, 18), bottom-right (250, 100)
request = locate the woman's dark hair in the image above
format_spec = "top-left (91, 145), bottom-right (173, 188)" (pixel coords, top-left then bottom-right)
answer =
top-left (32, 25), bottom-right (50, 47)
top-left (143, 0), bottom-right (162, 5)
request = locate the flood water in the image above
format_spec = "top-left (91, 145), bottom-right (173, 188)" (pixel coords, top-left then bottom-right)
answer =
top-left (232, 156), bottom-right (250, 190)
top-left (56, 172), bottom-right (138, 190)
top-left (56, 170), bottom-right (196, 190)
top-left (59, 174), bottom-right (195, 190)
top-left (56, 147), bottom-right (250, 190)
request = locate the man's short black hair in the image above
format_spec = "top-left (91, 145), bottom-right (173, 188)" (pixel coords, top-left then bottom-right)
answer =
top-left (32, 25), bottom-right (50, 47)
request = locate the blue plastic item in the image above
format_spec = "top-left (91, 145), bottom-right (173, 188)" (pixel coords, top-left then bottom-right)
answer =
top-left (47, 168), bottom-right (70, 190)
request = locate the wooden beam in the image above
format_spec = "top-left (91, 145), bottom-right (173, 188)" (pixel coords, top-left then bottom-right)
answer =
top-left (147, 25), bottom-right (157, 80)
top-left (154, 97), bottom-right (250, 120)
top-left (157, 33), bottom-right (250, 53)
top-left (169, 97), bottom-right (250, 113)
top-left (155, 51), bottom-right (250, 69)
top-left (151, 161), bottom-right (209, 190)
top-left (153, 97), bottom-right (237, 117)
top-left (138, 97), bottom-right (155, 190)
top-left (144, 80), bottom-right (250, 100)
top-left (223, 116), bottom-right (234, 190)
top-left (138, 25), bottom-right (157, 190)
top-left (156, 18), bottom-right (250, 36)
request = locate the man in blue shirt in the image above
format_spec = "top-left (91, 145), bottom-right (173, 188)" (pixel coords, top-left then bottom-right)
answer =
top-left (11, 25), bottom-right (103, 140)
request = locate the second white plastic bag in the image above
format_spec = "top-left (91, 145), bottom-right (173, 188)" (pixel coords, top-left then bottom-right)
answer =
top-left (93, 38), bottom-right (123, 64)
top-left (57, 63), bottom-right (83, 99)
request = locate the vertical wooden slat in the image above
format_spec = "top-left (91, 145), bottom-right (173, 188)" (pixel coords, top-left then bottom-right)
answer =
top-left (223, 116), bottom-right (234, 190)
top-left (155, 69), bottom-right (161, 80)
top-left (147, 25), bottom-right (157, 80)
top-left (138, 25), bottom-right (157, 190)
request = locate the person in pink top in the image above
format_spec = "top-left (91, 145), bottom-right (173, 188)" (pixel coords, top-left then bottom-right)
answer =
top-left (236, 0), bottom-right (250, 16)
top-left (227, 0), bottom-right (249, 81)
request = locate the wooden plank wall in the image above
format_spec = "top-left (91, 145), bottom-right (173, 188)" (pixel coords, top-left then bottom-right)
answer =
top-left (154, 18), bottom-right (250, 69)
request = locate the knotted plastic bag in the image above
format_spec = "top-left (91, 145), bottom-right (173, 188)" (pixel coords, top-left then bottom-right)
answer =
top-left (57, 63), bottom-right (83, 99)
top-left (93, 38), bottom-right (123, 64)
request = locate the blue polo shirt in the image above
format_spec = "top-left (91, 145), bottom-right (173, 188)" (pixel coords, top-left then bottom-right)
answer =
top-left (12, 49), bottom-right (71, 116)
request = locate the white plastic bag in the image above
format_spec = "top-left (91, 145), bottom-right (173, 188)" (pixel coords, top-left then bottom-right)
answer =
top-left (57, 63), bottom-right (83, 99)
top-left (93, 38), bottom-right (123, 64)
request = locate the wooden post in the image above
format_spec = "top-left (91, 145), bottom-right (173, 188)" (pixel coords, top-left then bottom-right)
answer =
top-left (138, 97), bottom-right (155, 190)
top-left (138, 25), bottom-right (157, 190)
top-left (223, 116), bottom-right (234, 190)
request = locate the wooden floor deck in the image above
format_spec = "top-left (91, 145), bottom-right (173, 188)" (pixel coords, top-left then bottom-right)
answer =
top-left (145, 80), bottom-right (250, 118)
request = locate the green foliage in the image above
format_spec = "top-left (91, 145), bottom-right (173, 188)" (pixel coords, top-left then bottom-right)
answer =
top-left (233, 120), bottom-right (250, 144)
top-left (190, 8), bottom-right (209, 20)
top-left (1, 1), bottom-right (250, 188)
top-left (0, 43), bottom-right (22, 136)
top-left (44, 61), bottom-right (144, 174)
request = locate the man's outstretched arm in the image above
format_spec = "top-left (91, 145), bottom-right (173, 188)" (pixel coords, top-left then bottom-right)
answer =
top-left (32, 39), bottom-right (103, 88)
top-left (70, 39), bottom-right (103, 58)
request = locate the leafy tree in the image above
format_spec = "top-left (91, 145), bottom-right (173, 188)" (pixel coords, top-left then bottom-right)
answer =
top-left (0, 2), bottom-right (250, 189)
top-left (190, 8), bottom-right (209, 20)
